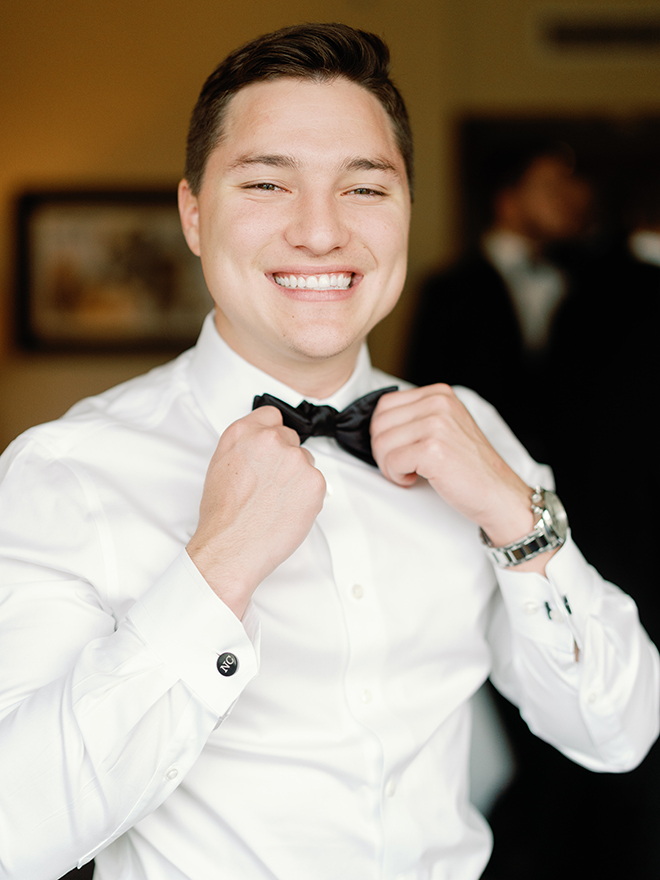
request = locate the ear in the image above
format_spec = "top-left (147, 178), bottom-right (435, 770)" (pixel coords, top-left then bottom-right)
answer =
top-left (178, 179), bottom-right (201, 256)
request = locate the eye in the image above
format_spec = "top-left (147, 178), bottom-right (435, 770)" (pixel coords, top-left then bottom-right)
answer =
top-left (243, 182), bottom-right (282, 192)
top-left (347, 187), bottom-right (386, 197)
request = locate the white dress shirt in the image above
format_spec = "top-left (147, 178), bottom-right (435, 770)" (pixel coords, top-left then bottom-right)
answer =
top-left (483, 230), bottom-right (567, 352)
top-left (0, 313), bottom-right (657, 880)
top-left (629, 230), bottom-right (660, 267)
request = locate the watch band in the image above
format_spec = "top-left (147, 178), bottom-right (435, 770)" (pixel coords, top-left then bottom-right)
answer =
top-left (480, 487), bottom-right (568, 568)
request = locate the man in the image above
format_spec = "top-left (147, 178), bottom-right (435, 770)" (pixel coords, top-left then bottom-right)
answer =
top-left (405, 142), bottom-right (593, 460)
top-left (0, 23), bottom-right (657, 880)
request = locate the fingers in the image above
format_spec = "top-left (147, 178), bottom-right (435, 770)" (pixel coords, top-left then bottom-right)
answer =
top-left (223, 405), bottom-right (302, 453)
top-left (370, 385), bottom-right (459, 486)
top-left (243, 403), bottom-right (295, 437)
top-left (371, 385), bottom-right (536, 546)
top-left (371, 385), bottom-right (458, 456)
top-left (373, 384), bottom-right (454, 412)
top-left (246, 405), bottom-right (321, 469)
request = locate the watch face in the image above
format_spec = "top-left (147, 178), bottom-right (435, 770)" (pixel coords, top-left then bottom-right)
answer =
top-left (543, 490), bottom-right (569, 540)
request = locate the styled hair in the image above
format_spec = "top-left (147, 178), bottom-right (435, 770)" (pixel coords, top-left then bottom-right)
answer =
top-left (184, 22), bottom-right (413, 196)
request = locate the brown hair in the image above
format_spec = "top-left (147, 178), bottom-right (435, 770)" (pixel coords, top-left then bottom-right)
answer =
top-left (184, 22), bottom-right (413, 197)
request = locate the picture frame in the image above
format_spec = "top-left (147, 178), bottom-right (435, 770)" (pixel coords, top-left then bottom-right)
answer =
top-left (15, 189), bottom-right (212, 351)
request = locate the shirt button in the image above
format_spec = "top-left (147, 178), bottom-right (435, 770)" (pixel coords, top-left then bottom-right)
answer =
top-left (360, 688), bottom-right (372, 704)
top-left (217, 652), bottom-right (239, 676)
top-left (523, 601), bottom-right (539, 615)
top-left (166, 767), bottom-right (179, 781)
top-left (385, 779), bottom-right (397, 798)
top-left (587, 692), bottom-right (598, 704)
top-left (351, 583), bottom-right (364, 600)
top-left (548, 608), bottom-right (564, 623)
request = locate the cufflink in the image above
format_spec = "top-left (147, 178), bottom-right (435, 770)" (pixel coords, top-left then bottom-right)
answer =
top-left (216, 652), bottom-right (239, 676)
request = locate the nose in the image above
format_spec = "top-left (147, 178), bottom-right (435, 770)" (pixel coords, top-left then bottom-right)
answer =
top-left (284, 190), bottom-right (350, 255)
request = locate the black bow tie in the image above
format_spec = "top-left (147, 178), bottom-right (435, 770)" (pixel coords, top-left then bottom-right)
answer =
top-left (252, 386), bottom-right (398, 467)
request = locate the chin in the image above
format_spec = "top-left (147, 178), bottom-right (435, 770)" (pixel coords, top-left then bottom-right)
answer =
top-left (283, 329), bottom-right (360, 363)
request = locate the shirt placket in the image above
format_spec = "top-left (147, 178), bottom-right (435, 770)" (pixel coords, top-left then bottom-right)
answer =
top-left (313, 445), bottom-right (422, 880)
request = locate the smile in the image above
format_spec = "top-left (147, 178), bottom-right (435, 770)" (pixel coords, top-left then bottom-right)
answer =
top-left (273, 273), bottom-right (354, 290)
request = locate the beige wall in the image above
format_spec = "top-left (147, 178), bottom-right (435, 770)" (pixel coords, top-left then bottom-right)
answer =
top-left (1, 0), bottom-right (659, 448)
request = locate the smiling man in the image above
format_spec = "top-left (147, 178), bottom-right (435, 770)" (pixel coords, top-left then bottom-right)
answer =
top-left (0, 23), bottom-right (658, 880)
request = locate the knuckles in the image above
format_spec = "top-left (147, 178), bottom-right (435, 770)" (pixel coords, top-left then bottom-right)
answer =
top-left (370, 384), bottom-right (477, 484)
top-left (306, 465), bottom-right (327, 502)
top-left (220, 411), bottom-right (298, 455)
top-left (222, 416), bottom-right (324, 490)
top-left (423, 382), bottom-right (454, 396)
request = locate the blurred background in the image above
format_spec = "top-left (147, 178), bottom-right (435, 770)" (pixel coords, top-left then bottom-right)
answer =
top-left (2, 1), bottom-right (660, 878)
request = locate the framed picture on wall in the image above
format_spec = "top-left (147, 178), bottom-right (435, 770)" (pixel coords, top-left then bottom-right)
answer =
top-left (15, 189), bottom-right (212, 351)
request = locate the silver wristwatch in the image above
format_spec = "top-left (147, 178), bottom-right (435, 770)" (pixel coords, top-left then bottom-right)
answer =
top-left (480, 487), bottom-right (568, 568)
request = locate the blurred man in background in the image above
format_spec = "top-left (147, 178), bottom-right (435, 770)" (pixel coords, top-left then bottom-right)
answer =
top-left (406, 142), bottom-right (593, 461)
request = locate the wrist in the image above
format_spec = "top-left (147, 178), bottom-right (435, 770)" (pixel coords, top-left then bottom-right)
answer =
top-left (478, 483), bottom-right (536, 548)
top-left (186, 539), bottom-right (257, 620)
top-left (480, 487), bottom-right (568, 569)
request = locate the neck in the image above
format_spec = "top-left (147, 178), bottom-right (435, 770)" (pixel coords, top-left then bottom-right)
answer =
top-left (214, 319), bottom-right (361, 400)
top-left (489, 225), bottom-right (545, 259)
top-left (253, 352), bottom-right (359, 400)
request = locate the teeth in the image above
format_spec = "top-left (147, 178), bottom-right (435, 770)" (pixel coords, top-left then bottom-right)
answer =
top-left (274, 273), bottom-right (353, 290)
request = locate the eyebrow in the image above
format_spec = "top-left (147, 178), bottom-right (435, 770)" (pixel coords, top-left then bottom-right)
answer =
top-left (227, 153), bottom-right (401, 178)
top-left (343, 157), bottom-right (400, 177)
top-left (228, 154), bottom-right (299, 171)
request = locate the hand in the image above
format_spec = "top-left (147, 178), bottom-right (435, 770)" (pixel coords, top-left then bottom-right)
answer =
top-left (187, 406), bottom-right (326, 618)
top-left (370, 384), bottom-right (535, 547)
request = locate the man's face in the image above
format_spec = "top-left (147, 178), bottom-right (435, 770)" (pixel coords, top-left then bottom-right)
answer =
top-left (179, 76), bottom-right (410, 387)
top-left (507, 156), bottom-right (593, 243)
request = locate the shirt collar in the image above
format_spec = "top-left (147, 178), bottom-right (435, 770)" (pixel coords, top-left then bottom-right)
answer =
top-left (482, 229), bottom-right (536, 273)
top-left (629, 230), bottom-right (660, 267)
top-left (187, 312), bottom-right (377, 436)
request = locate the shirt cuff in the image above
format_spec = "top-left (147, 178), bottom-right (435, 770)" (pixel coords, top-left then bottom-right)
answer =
top-left (127, 550), bottom-right (260, 716)
top-left (494, 531), bottom-right (599, 653)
